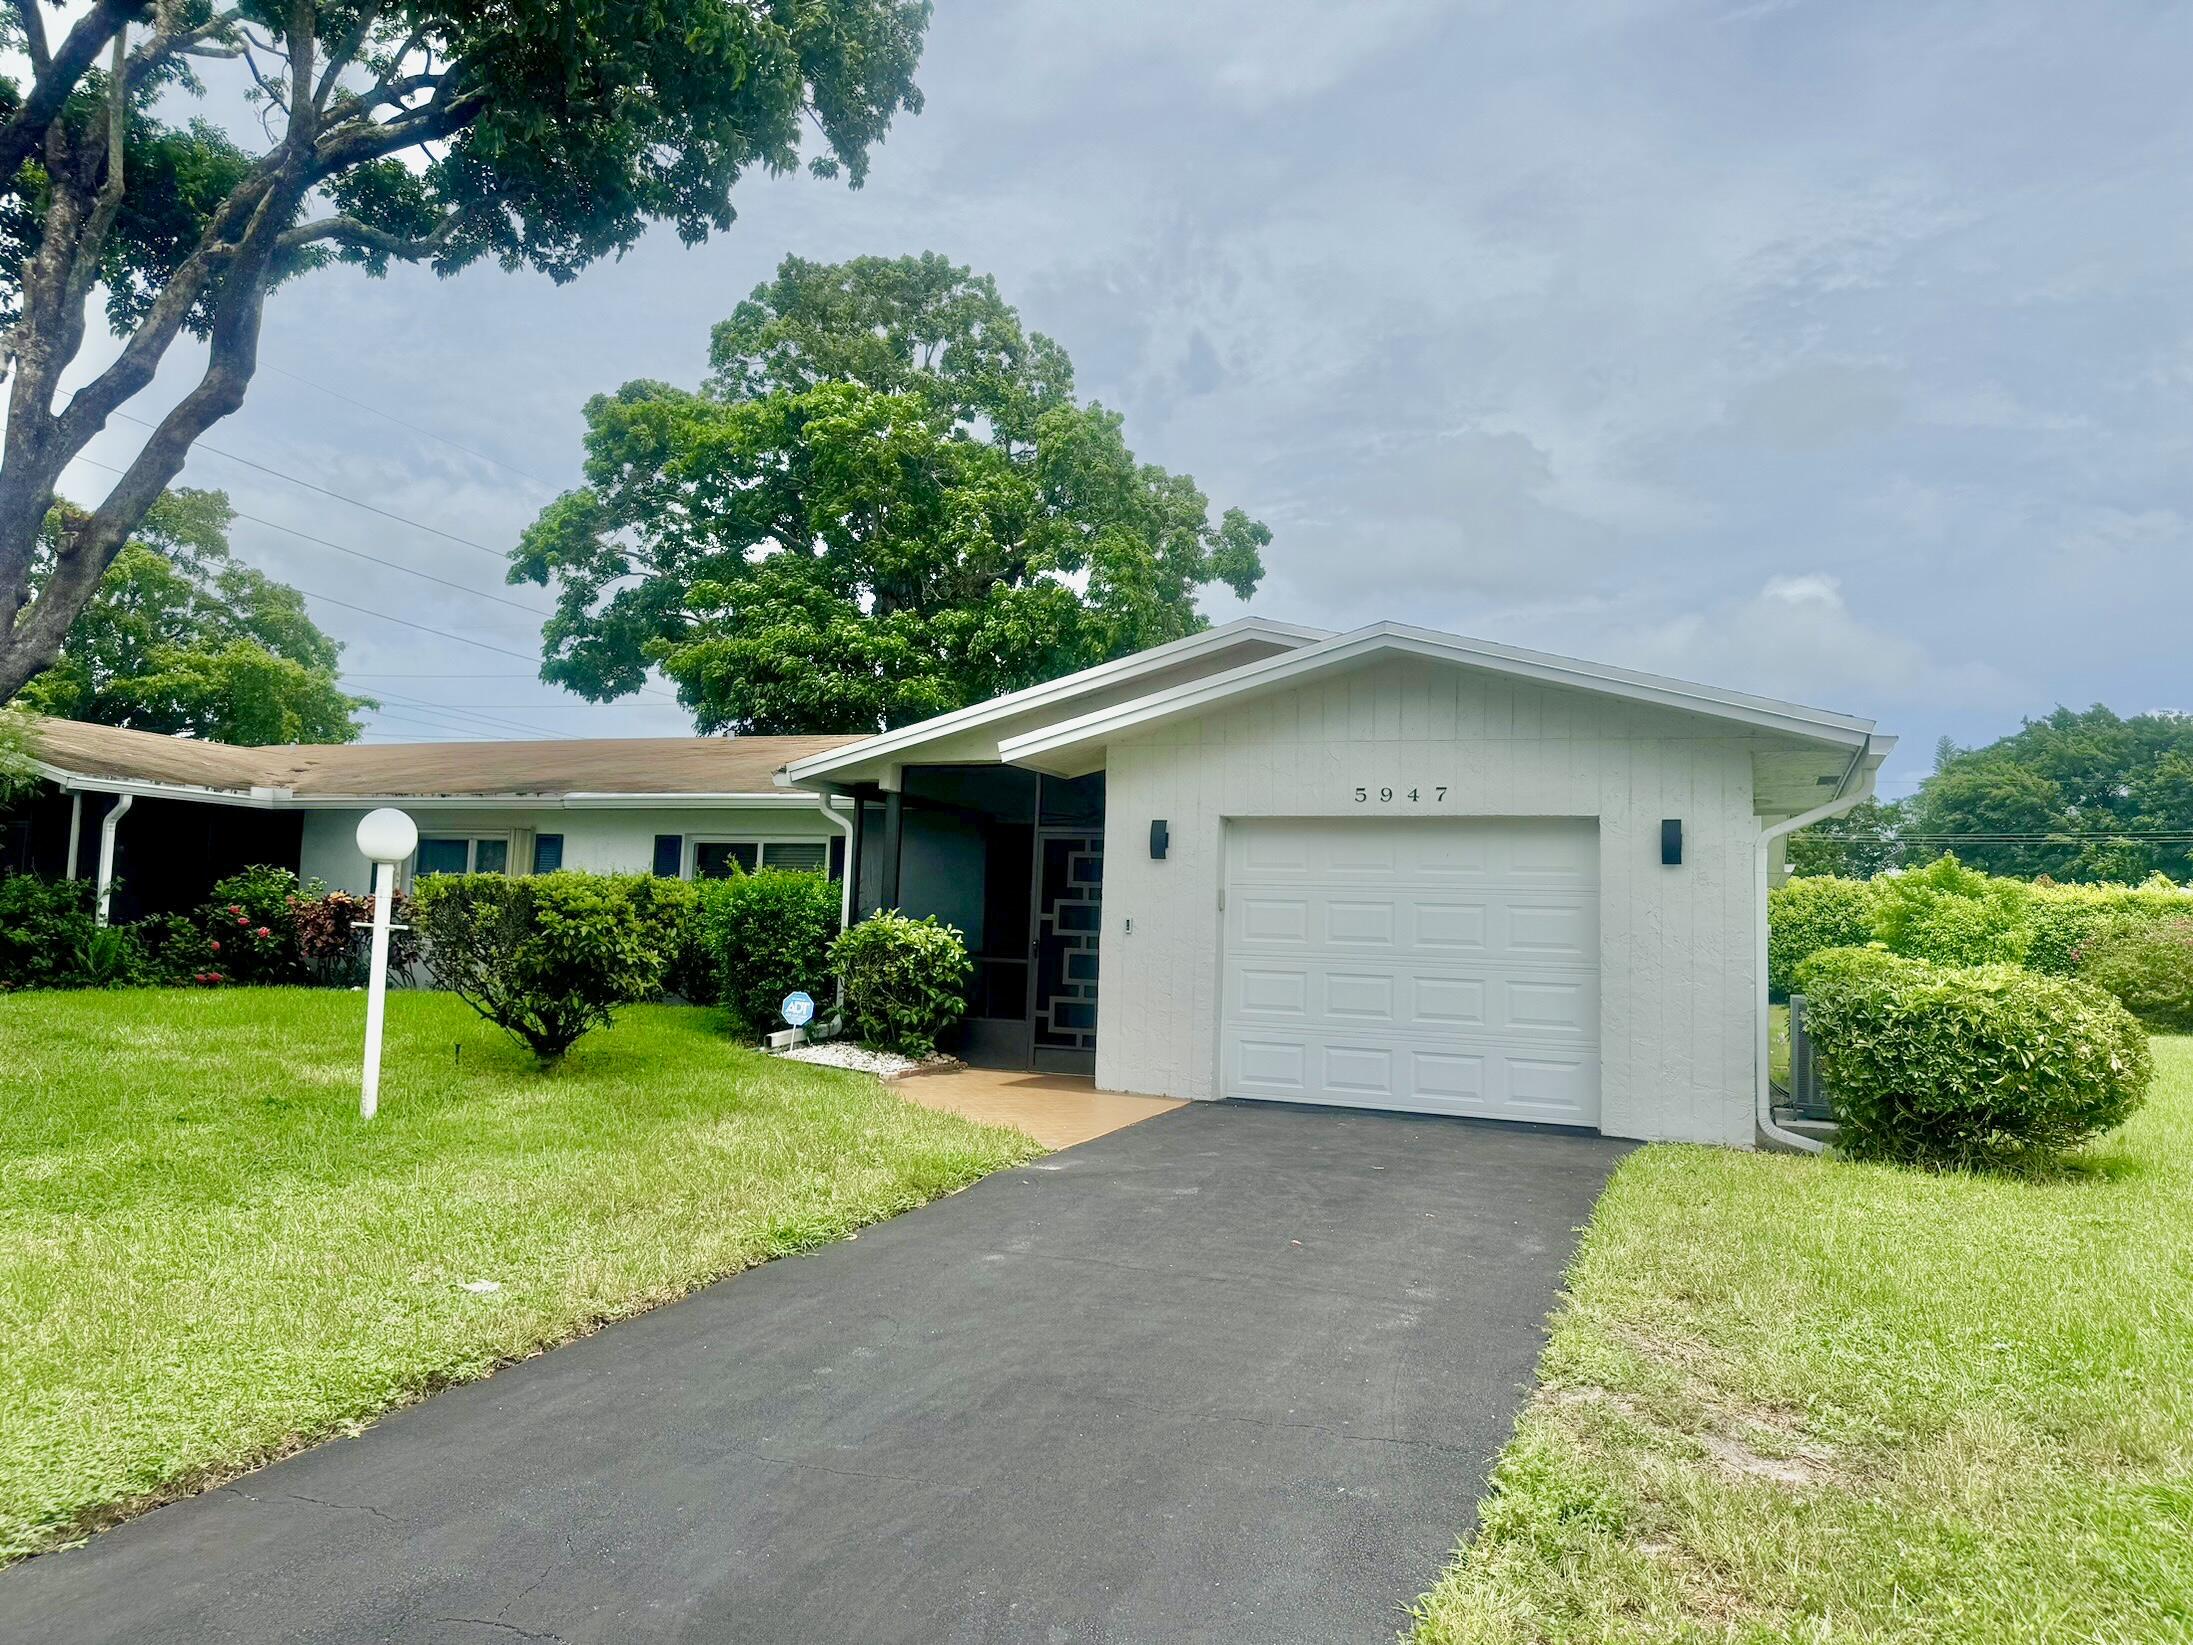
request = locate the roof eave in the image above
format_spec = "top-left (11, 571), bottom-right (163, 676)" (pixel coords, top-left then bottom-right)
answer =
top-left (997, 624), bottom-right (1885, 772)
top-left (779, 617), bottom-right (1332, 787)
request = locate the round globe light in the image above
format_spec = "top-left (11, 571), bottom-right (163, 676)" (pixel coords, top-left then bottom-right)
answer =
top-left (355, 806), bottom-right (419, 865)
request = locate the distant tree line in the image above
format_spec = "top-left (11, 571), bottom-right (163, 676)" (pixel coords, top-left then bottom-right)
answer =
top-left (1790, 705), bottom-right (2193, 883)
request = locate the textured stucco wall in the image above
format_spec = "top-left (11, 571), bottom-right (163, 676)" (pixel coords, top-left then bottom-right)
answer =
top-left (1095, 655), bottom-right (1780, 1146)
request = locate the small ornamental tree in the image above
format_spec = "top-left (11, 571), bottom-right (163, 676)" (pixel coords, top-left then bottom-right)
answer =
top-left (411, 870), bottom-right (691, 1064)
top-left (830, 911), bottom-right (970, 1056)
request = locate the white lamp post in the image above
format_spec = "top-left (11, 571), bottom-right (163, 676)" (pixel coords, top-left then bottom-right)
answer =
top-left (355, 808), bottom-right (419, 1120)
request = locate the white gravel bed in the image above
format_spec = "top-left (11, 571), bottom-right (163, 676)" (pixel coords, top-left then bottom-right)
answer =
top-left (772, 1040), bottom-right (950, 1079)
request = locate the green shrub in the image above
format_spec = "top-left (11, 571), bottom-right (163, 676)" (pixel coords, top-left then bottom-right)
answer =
top-left (2026, 878), bottom-right (2193, 976)
top-left (197, 864), bottom-right (319, 984)
top-left (411, 870), bottom-right (690, 1063)
top-left (1768, 874), bottom-right (1879, 999)
top-left (1870, 853), bottom-right (2034, 968)
top-left (1801, 949), bottom-right (2151, 1169)
top-left (72, 923), bottom-right (149, 988)
top-left (686, 869), bottom-right (839, 1035)
top-left (831, 912), bottom-right (973, 1057)
top-left (2075, 916), bottom-right (2193, 1032)
top-left (0, 873), bottom-right (95, 990)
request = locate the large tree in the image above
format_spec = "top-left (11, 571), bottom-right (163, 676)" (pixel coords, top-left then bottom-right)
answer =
top-left (17, 486), bottom-right (368, 742)
top-left (0, 0), bottom-right (931, 702)
top-left (512, 253), bottom-right (1272, 733)
top-left (1903, 705), bottom-right (2193, 882)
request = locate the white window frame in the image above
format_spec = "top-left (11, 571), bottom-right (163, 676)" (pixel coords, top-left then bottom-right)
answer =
top-left (683, 836), bottom-right (833, 880)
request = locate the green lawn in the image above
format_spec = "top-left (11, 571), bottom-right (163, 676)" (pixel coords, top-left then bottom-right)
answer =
top-left (1410, 1035), bottom-right (2193, 1644)
top-left (0, 988), bottom-right (1038, 1564)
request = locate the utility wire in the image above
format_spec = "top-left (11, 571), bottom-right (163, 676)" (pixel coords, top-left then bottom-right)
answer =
top-left (111, 410), bottom-right (512, 562)
top-left (73, 456), bottom-right (555, 619)
top-left (265, 365), bottom-right (559, 492)
top-left (359, 685), bottom-right (589, 741)
top-left (65, 451), bottom-right (680, 703)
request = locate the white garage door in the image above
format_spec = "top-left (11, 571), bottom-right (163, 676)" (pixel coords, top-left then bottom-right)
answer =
top-left (1220, 817), bottom-right (1600, 1126)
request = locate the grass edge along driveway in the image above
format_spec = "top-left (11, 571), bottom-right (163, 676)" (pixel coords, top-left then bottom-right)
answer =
top-left (0, 988), bottom-right (1039, 1565)
top-left (1410, 1035), bottom-right (2193, 1645)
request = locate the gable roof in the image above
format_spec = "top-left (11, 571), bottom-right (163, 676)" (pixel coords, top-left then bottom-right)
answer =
top-left (778, 616), bottom-right (1330, 787)
top-left (27, 717), bottom-right (861, 806)
top-left (996, 621), bottom-right (1893, 776)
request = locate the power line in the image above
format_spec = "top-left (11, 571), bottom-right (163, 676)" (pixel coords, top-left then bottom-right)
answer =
top-left (265, 365), bottom-right (559, 492)
top-left (363, 709), bottom-right (565, 742)
top-left (111, 410), bottom-right (511, 562)
top-left (359, 685), bottom-right (587, 741)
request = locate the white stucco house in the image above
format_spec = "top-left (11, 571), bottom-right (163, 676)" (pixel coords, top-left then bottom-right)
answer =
top-left (14, 618), bottom-right (1891, 1147)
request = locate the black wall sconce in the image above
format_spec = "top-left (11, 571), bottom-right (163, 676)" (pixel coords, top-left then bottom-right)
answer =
top-left (1661, 818), bottom-right (1683, 866)
top-left (1150, 819), bottom-right (1170, 860)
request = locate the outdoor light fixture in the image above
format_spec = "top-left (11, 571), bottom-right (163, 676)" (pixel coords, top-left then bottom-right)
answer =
top-left (355, 807), bottom-right (419, 1120)
top-left (1150, 819), bottom-right (1170, 859)
top-left (1661, 818), bottom-right (1683, 867)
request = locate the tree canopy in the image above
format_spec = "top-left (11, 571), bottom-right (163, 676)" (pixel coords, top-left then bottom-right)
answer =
top-left (0, 0), bottom-right (932, 702)
top-left (511, 253), bottom-right (1272, 733)
top-left (15, 489), bottom-right (368, 743)
top-left (1789, 704), bottom-right (2193, 883)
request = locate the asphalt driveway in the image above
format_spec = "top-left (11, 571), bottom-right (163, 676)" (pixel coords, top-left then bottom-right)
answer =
top-left (0, 1100), bottom-right (1629, 1644)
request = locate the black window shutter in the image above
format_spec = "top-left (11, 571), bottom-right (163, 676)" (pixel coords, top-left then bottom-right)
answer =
top-left (651, 834), bottom-right (683, 877)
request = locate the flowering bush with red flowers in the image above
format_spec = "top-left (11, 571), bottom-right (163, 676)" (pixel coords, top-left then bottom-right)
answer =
top-left (188, 866), bottom-right (320, 985)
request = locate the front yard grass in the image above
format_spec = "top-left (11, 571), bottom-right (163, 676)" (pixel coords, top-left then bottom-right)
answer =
top-left (0, 988), bottom-right (1038, 1564)
top-left (1412, 1034), bottom-right (2193, 1644)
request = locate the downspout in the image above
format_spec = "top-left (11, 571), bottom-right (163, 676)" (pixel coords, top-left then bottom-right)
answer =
top-left (1754, 734), bottom-right (1871, 1153)
top-left (806, 784), bottom-right (858, 1009)
top-left (94, 793), bottom-right (133, 928)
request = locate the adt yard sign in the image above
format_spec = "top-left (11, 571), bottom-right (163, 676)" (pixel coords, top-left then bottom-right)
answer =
top-left (782, 991), bottom-right (815, 1028)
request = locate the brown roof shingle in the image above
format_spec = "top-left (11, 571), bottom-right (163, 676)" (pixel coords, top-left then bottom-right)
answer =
top-left (25, 717), bottom-right (865, 799)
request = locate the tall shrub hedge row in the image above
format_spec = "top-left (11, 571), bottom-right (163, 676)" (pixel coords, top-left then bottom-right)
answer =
top-left (1770, 855), bottom-right (2192, 999)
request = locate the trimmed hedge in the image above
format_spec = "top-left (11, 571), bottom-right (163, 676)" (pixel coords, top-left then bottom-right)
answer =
top-left (1770, 856), bottom-right (2193, 991)
top-left (1797, 946), bottom-right (2151, 1169)
top-left (831, 912), bottom-right (972, 1057)
top-left (2075, 916), bottom-right (2193, 1032)
top-left (1870, 854), bottom-right (2033, 968)
top-left (412, 870), bottom-right (694, 1063)
top-left (1767, 874), bottom-right (1877, 1000)
top-left (679, 868), bottom-right (840, 1036)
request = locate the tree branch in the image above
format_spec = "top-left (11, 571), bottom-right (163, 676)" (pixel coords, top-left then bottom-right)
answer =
top-left (313, 0), bottom-right (386, 111)
top-left (276, 206), bottom-right (473, 261)
top-left (11, 0), bottom-right (49, 73)
top-left (0, 1), bottom-right (134, 185)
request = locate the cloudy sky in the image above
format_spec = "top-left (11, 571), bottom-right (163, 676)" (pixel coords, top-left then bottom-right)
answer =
top-left (55, 1), bottom-right (2193, 798)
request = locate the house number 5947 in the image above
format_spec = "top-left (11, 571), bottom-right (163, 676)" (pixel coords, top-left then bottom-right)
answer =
top-left (1354, 786), bottom-right (1447, 802)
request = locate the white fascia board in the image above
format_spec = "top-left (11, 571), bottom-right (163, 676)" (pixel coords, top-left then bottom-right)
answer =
top-left (35, 766), bottom-right (284, 809)
top-left (278, 790), bottom-right (818, 811)
top-left (777, 617), bottom-right (1331, 787)
top-left (998, 622), bottom-right (1884, 771)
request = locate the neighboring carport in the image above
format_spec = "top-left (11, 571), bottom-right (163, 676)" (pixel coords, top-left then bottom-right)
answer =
top-left (0, 1103), bottom-right (1629, 1645)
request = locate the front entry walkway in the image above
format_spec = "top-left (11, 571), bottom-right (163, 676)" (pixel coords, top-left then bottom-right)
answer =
top-left (0, 1102), bottom-right (1630, 1645)
top-left (891, 1065), bottom-right (1183, 1148)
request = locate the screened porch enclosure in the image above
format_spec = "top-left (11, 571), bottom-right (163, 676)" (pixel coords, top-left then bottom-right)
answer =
top-left (846, 765), bottom-right (1105, 1076)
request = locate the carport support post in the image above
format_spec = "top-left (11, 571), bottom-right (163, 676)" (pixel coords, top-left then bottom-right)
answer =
top-left (65, 790), bottom-right (82, 880)
top-left (881, 774), bottom-right (903, 910)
